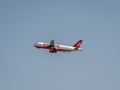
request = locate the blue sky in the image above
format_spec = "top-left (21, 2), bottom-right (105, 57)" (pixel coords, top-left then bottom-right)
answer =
top-left (0, 0), bottom-right (120, 90)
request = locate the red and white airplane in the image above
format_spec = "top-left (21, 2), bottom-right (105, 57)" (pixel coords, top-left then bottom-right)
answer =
top-left (34, 40), bottom-right (83, 53)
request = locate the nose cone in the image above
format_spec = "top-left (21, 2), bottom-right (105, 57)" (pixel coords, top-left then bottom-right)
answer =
top-left (34, 43), bottom-right (37, 47)
top-left (34, 44), bottom-right (36, 47)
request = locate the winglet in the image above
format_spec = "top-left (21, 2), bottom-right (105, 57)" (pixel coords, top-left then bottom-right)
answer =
top-left (73, 40), bottom-right (83, 48)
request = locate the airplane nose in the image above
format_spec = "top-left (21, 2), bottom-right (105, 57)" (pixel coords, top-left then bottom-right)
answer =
top-left (34, 43), bottom-right (37, 47)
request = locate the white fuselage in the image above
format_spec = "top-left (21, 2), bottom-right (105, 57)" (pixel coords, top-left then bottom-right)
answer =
top-left (35, 42), bottom-right (82, 52)
top-left (58, 44), bottom-right (81, 51)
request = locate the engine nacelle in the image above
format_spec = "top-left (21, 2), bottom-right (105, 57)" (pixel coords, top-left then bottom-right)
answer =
top-left (49, 49), bottom-right (57, 53)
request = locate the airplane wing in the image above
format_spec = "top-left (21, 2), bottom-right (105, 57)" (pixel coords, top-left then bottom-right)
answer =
top-left (50, 40), bottom-right (55, 48)
top-left (49, 40), bottom-right (57, 53)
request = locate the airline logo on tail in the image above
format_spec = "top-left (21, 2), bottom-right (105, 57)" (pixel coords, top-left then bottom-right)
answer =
top-left (73, 40), bottom-right (83, 49)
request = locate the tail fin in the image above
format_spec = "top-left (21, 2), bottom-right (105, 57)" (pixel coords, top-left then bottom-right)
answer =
top-left (73, 40), bottom-right (83, 48)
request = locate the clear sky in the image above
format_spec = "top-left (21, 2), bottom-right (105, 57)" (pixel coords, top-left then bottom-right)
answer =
top-left (0, 0), bottom-right (120, 90)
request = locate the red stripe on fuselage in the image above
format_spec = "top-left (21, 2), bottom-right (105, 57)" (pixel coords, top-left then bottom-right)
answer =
top-left (34, 45), bottom-right (49, 49)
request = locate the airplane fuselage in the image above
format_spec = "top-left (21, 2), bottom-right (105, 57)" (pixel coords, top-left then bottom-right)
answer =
top-left (34, 42), bottom-right (82, 53)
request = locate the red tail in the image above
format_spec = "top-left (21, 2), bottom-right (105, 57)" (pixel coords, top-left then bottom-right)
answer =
top-left (73, 40), bottom-right (83, 48)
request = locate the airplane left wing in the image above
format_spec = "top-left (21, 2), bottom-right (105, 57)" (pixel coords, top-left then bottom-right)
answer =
top-left (49, 40), bottom-right (57, 53)
top-left (49, 40), bottom-right (55, 48)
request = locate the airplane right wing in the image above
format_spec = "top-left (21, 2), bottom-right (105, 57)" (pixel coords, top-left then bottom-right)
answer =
top-left (49, 40), bottom-right (57, 53)
top-left (49, 40), bottom-right (55, 48)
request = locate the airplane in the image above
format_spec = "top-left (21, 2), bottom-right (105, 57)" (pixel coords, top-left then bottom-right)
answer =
top-left (34, 40), bottom-right (83, 53)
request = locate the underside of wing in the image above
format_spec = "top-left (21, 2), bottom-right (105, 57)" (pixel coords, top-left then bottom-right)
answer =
top-left (49, 40), bottom-right (57, 53)
top-left (50, 40), bottom-right (55, 48)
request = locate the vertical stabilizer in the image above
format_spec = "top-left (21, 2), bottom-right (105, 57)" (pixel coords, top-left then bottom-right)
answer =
top-left (73, 40), bottom-right (83, 48)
